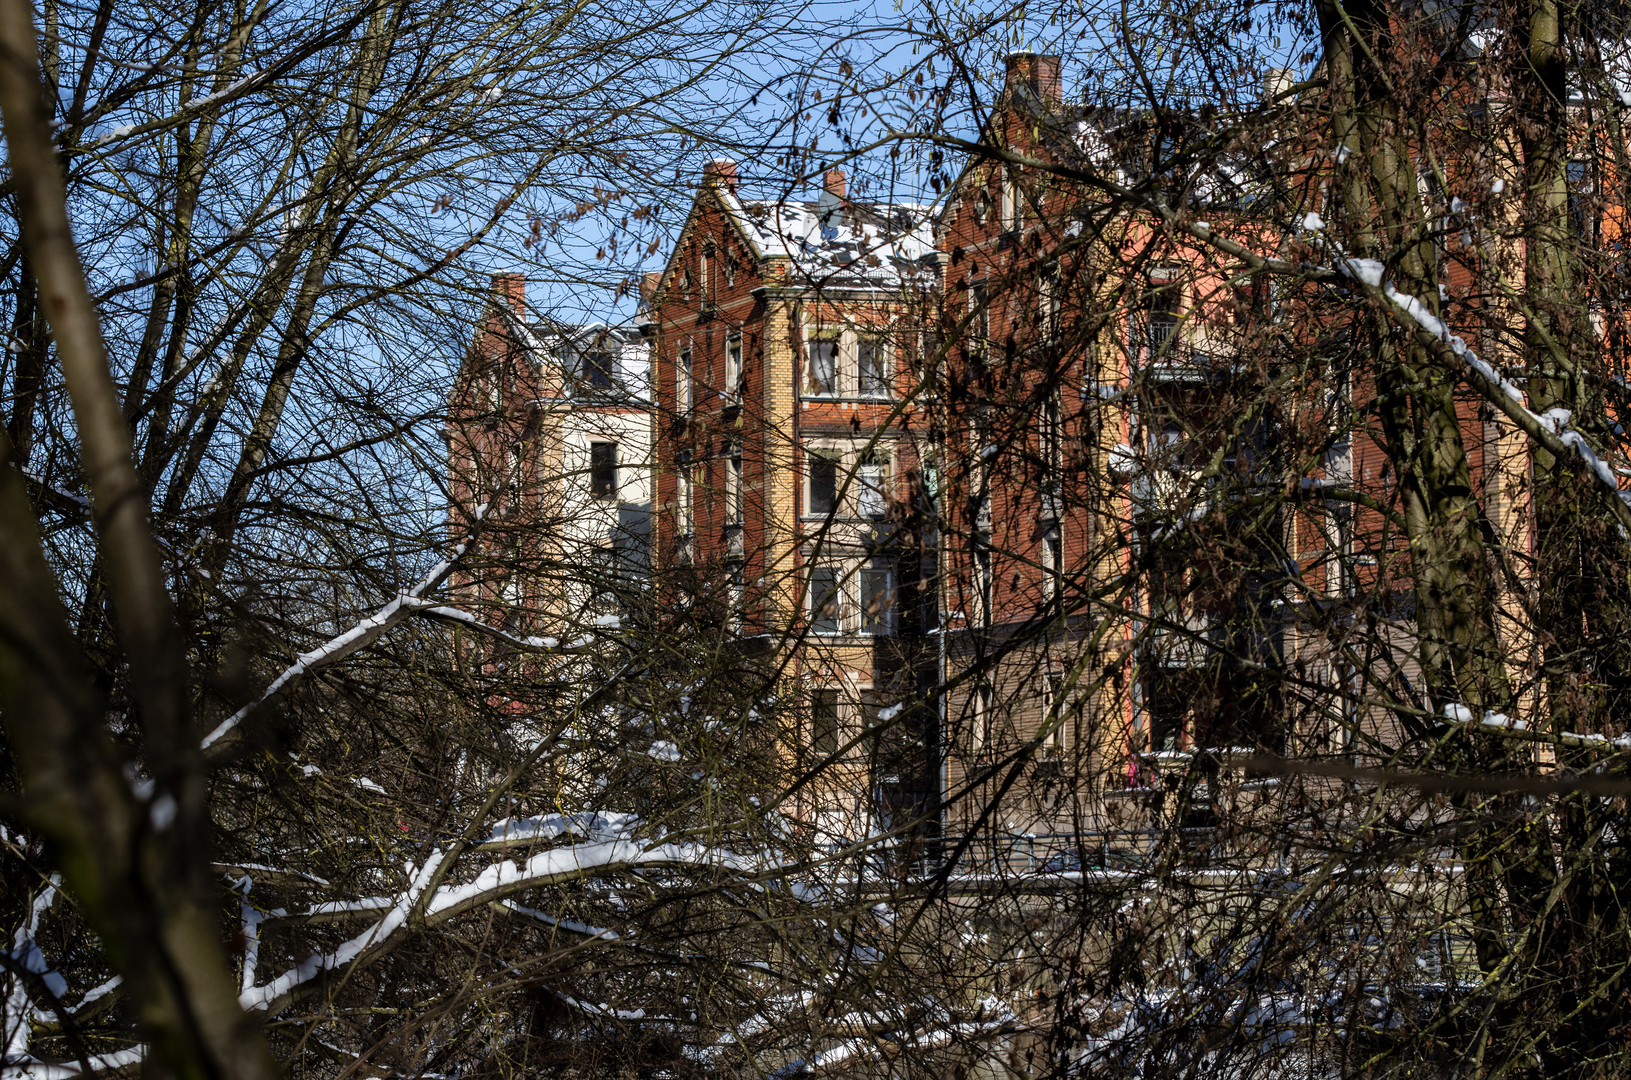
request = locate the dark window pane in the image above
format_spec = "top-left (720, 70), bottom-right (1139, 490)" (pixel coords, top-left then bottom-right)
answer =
top-left (812, 690), bottom-right (839, 755)
top-left (583, 351), bottom-right (614, 389)
top-left (809, 454), bottom-right (838, 516)
top-left (810, 567), bottom-right (841, 634)
top-left (861, 565), bottom-right (892, 634)
top-left (590, 442), bottom-right (617, 498)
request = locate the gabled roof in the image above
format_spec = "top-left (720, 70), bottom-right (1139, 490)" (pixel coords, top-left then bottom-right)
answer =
top-left (725, 187), bottom-right (938, 288)
top-left (657, 169), bottom-right (940, 298)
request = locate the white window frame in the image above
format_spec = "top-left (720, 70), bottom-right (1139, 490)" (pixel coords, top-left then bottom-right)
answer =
top-left (858, 557), bottom-right (895, 636)
top-left (676, 464), bottom-right (694, 538)
top-left (1040, 265), bottom-right (1062, 343)
top-left (857, 334), bottom-right (891, 398)
top-left (857, 448), bottom-right (889, 519)
top-left (726, 446), bottom-right (744, 526)
top-left (803, 323), bottom-right (895, 399)
top-left (805, 446), bottom-right (843, 519)
top-left (678, 345), bottom-right (693, 413)
top-left (1041, 521), bottom-right (1063, 602)
top-left (1042, 669), bottom-right (1067, 752)
top-left (973, 531), bottom-right (993, 626)
top-left (805, 331), bottom-right (840, 397)
top-left (805, 554), bottom-right (896, 637)
top-left (803, 441), bottom-right (893, 521)
top-left (807, 561), bottom-right (846, 635)
top-left (1000, 166), bottom-right (1022, 231)
top-left (725, 334), bottom-right (743, 403)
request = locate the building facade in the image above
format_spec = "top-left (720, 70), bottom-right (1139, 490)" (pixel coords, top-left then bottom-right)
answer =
top-left (448, 274), bottom-right (653, 640)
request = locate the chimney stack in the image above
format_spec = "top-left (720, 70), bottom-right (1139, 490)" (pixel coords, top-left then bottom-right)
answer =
top-left (1263, 67), bottom-right (1295, 103)
top-left (702, 158), bottom-right (738, 193)
top-left (641, 271), bottom-right (661, 304)
top-left (491, 272), bottom-right (524, 317)
top-left (823, 168), bottom-right (847, 200)
top-left (1004, 52), bottom-right (1062, 105)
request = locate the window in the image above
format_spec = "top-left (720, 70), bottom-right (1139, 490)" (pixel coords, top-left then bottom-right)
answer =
top-left (808, 451), bottom-right (840, 517)
top-left (589, 442), bottom-right (617, 499)
top-left (1042, 522), bottom-right (1062, 601)
top-left (1568, 160), bottom-right (1595, 242)
top-left (858, 337), bottom-right (888, 397)
top-left (722, 240), bottom-right (736, 286)
top-left (506, 442), bottom-right (524, 494)
top-left (968, 281), bottom-right (990, 364)
top-left (811, 689), bottom-right (840, 755)
top-left (1040, 266), bottom-right (1062, 342)
top-left (806, 335), bottom-right (839, 396)
top-left (1041, 392), bottom-right (1063, 480)
top-left (728, 561), bottom-right (744, 632)
top-left (1000, 166), bottom-right (1021, 231)
top-left (726, 449), bottom-right (744, 525)
top-left (583, 350), bottom-right (615, 391)
top-left (860, 560), bottom-right (894, 635)
top-left (678, 347), bottom-right (693, 412)
top-left (974, 532), bottom-right (993, 626)
top-left (809, 565), bottom-right (843, 634)
top-left (725, 336), bottom-right (743, 402)
top-left (972, 188), bottom-right (992, 226)
top-left (676, 465), bottom-right (694, 537)
top-left (1042, 671), bottom-right (1066, 751)
top-left (971, 681), bottom-right (993, 753)
top-left (857, 449), bottom-right (888, 518)
top-left (1148, 275), bottom-right (1181, 356)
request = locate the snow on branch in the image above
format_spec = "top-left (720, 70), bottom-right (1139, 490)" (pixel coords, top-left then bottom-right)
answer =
top-left (240, 837), bottom-right (779, 1014)
top-left (202, 502), bottom-right (496, 750)
top-left (1331, 257), bottom-right (1631, 532)
top-left (1448, 703), bottom-right (1631, 751)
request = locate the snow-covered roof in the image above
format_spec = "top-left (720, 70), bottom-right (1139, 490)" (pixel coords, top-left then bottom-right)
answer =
top-left (725, 188), bottom-right (938, 289)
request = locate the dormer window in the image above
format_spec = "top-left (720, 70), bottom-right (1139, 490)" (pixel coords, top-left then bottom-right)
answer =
top-left (582, 349), bottom-right (615, 392)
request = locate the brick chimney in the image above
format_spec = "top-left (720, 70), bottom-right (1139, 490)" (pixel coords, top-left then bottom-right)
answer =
top-left (640, 271), bottom-right (661, 304)
top-left (1004, 52), bottom-right (1062, 105)
top-left (823, 168), bottom-right (847, 200)
top-left (490, 272), bottom-right (524, 317)
top-left (702, 158), bottom-right (738, 193)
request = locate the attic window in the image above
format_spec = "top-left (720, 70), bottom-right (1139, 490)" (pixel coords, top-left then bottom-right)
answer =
top-left (582, 350), bottom-right (615, 391)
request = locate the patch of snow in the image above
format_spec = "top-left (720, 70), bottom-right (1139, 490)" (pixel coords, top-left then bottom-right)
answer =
top-left (648, 740), bottom-right (681, 762)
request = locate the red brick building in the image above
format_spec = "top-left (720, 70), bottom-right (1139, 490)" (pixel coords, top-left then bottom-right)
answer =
top-left (646, 160), bottom-right (942, 840)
